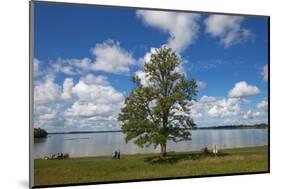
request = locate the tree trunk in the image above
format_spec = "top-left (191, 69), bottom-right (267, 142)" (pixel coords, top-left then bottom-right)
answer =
top-left (160, 143), bottom-right (167, 158)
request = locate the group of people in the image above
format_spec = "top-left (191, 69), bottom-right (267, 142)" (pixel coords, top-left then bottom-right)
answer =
top-left (201, 144), bottom-right (219, 155)
top-left (44, 153), bottom-right (69, 160)
top-left (112, 149), bottom-right (121, 159)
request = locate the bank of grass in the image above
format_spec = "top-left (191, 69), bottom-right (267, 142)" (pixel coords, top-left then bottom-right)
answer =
top-left (34, 146), bottom-right (268, 186)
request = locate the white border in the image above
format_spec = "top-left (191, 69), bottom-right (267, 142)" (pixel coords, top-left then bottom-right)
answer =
top-left (1, 0), bottom-right (280, 189)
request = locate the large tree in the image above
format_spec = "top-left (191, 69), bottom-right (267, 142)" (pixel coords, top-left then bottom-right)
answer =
top-left (118, 47), bottom-right (197, 157)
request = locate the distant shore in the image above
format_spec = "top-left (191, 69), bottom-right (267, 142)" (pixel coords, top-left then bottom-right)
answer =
top-left (48, 123), bottom-right (268, 135)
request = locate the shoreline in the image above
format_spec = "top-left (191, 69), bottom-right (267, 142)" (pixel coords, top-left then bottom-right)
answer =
top-left (47, 125), bottom-right (268, 135)
top-left (34, 145), bottom-right (268, 160)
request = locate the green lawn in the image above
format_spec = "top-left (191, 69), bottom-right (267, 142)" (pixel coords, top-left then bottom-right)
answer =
top-left (34, 146), bottom-right (268, 186)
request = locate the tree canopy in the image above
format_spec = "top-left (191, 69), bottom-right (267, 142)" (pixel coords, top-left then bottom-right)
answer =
top-left (34, 128), bottom-right (48, 138)
top-left (118, 47), bottom-right (197, 157)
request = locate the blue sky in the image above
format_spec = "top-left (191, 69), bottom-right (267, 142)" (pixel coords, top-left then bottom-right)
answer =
top-left (33, 2), bottom-right (269, 132)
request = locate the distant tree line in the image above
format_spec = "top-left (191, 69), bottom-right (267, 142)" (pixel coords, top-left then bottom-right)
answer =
top-left (192, 123), bottom-right (268, 130)
top-left (34, 128), bottom-right (48, 138)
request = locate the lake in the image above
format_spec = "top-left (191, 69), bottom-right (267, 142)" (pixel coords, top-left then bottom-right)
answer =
top-left (33, 128), bottom-right (268, 158)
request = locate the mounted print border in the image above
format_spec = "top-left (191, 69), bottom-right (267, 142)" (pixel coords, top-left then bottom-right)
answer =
top-left (29, 1), bottom-right (270, 188)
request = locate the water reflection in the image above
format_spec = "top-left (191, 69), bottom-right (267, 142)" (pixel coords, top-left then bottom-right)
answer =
top-left (33, 129), bottom-right (268, 158)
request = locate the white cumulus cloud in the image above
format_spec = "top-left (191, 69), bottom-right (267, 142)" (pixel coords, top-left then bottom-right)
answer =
top-left (49, 40), bottom-right (136, 75)
top-left (207, 98), bottom-right (241, 118)
top-left (228, 81), bottom-right (260, 98)
top-left (204, 15), bottom-right (253, 47)
top-left (51, 57), bottom-right (92, 75)
top-left (136, 10), bottom-right (200, 52)
top-left (243, 110), bottom-right (264, 119)
top-left (65, 74), bottom-right (124, 118)
top-left (61, 78), bottom-right (74, 101)
top-left (34, 73), bottom-right (125, 130)
top-left (199, 96), bottom-right (217, 103)
top-left (35, 105), bottom-right (59, 121)
top-left (257, 100), bottom-right (268, 109)
top-left (34, 76), bottom-right (62, 104)
top-left (91, 40), bottom-right (136, 74)
top-left (81, 73), bottom-right (108, 85)
top-left (190, 95), bottom-right (248, 120)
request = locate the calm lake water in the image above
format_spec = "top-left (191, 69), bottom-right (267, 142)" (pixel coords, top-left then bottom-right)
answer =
top-left (33, 128), bottom-right (268, 158)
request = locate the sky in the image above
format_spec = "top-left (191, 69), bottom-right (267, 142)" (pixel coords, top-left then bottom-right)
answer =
top-left (33, 2), bottom-right (269, 132)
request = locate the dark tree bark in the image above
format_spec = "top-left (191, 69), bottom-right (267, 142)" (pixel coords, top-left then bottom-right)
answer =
top-left (160, 143), bottom-right (167, 158)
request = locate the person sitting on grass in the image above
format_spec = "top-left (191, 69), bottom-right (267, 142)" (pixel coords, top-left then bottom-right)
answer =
top-left (112, 150), bottom-right (117, 159)
top-left (117, 150), bottom-right (120, 159)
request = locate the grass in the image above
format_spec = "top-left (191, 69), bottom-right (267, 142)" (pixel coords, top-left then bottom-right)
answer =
top-left (34, 145), bottom-right (268, 186)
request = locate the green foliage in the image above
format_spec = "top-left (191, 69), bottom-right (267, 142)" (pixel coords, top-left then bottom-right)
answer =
top-left (34, 128), bottom-right (48, 138)
top-left (118, 47), bottom-right (198, 156)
